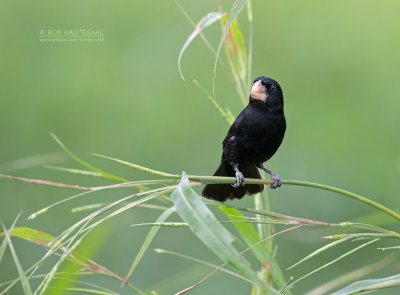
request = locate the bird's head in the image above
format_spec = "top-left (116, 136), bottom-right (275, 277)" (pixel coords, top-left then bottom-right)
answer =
top-left (250, 76), bottom-right (283, 109)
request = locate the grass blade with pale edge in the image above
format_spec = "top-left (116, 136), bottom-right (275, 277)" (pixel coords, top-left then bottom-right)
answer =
top-left (0, 227), bottom-right (8, 264)
top-left (178, 12), bottom-right (227, 80)
top-left (122, 207), bottom-right (176, 285)
top-left (1, 216), bottom-right (33, 295)
top-left (221, 14), bottom-right (248, 105)
top-left (171, 173), bottom-right (278, 294)
top-left (286, 239), bottom-right (380, 290)
top-left (287, 237), bottom-right (351, 270)
top-left (221, 15), bottom-right (247, 80)
top-left (59, 288), bottom-right (117, 295)
top-left (330, 273), bottom-right (400, 295)
top-left (131, 222), bottom-right (187, 227)
top-left (213, 0), bottom-right (247, 97)
top-left (44, 165), bottom-right (103, 178)
top-left (219, 206), bottom-right (290, 293)
top-left (93, 153), bottom-right (178, 177)
top-left (50, 133), bottom-right (127, 183)
top-left (305, 254), bottom-right (395, 295)
top-left (378, 246), bottom-right (400, 250)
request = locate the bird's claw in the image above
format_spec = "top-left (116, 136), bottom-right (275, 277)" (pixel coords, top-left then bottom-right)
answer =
top-left (232, 171), bottom-right (245, 188)
top-left (270, 173), bottom-right (282, 189)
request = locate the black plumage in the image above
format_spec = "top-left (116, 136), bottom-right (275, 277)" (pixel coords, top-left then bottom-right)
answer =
top-left (202, 76), bottom-right (286, 202)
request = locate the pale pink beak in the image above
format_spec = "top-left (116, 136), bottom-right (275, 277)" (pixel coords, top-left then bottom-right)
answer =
top-left (251, 80), bottom-right (267, 102)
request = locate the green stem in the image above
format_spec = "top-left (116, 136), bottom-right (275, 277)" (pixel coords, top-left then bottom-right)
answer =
top-left (184, 175), bottom-right (400, 222)
top-left (284, 180), bottom-right (400, 222)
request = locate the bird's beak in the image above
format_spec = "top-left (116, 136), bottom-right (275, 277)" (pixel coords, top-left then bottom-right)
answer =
top-left (251, 80), bottom-right (268, 102)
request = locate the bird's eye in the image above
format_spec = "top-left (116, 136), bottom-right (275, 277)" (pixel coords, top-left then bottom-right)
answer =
top-left (270, 84), bottom-right (276, 91)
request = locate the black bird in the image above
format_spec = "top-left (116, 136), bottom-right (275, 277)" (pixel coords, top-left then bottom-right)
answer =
top-left (202, 76), bottom-right (286, 202)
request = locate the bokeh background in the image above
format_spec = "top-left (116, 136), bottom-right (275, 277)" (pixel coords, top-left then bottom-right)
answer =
top-left (1, 0), bottom-right (400, 294)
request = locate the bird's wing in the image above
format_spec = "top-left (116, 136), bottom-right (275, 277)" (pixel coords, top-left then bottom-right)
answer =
top-left (222, 107), bottom-right (247, 146)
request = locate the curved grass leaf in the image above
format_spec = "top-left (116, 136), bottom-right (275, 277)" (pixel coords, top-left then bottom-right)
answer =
top-left (305, 254), bottom-right (394, 295)
top-left (154, 248), bottom-right (251, 283)
top-left (93, 153), bottom-right (178, 178)
top-left (287, 239), bottom-right (380, 290)
top-left (178, 12), bottom-right (227, 80)
top-left (50, 133), bottom-right (127, 183)
top-left (171, 173), bottom-right (278, 293)
top-left (213, 0), bottom-right (248, 98)
top-left (287, 237), bottom-right (351, 270)
top-left (1, 217), bottom-right (33, 295)
top-left (330, 273), bottom-right (400, 295)
top-left (122, 207), bottom-right (176, 285)
top-left (0, 227), bottom-right (54, 248)
top-left (219, 206), bottom-right (290, 292)
top-left (221, 15), bottom-right (247, 79)
top-left (0, 228), bottom-right (8, 264)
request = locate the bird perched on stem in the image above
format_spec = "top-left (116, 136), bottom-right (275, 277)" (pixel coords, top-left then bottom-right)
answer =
top-left (202, 76), bottom-right (286, 202)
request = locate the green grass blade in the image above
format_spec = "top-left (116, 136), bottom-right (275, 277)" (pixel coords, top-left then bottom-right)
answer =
top-left (93, 153), bottom-right (178, 177)
top-left (306, 254), bottom-right (394, 295)
top-left (122, 207), bottom-right (176, 285)
top-left (35, 215), bottom-right (94, 295)
top-left (36, 239), bottom-right (82, 295)
top-left (29, 190), bottom-right (96, 220)
top-left (221, 13), bottom-right (248, 105)
top-left (219, 206), bottom-right (290, 292)
top-left (56, 187), bottom-right (177, 246)
top-left (218, 203), bottom-right (330, 226)
top-left (60, 288), bottom-right (118, 295)
top-left (192, 79), bottom-right (233, 125)
top-left (330, 273), bottom-right (400, 295)
top-left (154, 248), bottom-right (251, 283)
top-left (378, 246), bottom-right (400, 251)
top-left (221, 14), bottom-right (247, 80)
top-left (171, 173), bottom-right (278, 293)
top-left (0, 227), bottom-right (54, 247)
top-left (284, 180), bottom-right (400, 222)
top-left (50, 133), bottom-right (127, 183)
top-left (44, 165), bottom-right (103, 178)
top-left (253, 193), bottom-right (268, 244)
top-left (287, 237), bottom-right (351, 270)
top-left (213, 0), bottom-right (247, 98)
top-left (1, 217), bottom-right (33, 295)
top-left (71, 204), bottom-right (103, 213)
top-left (246, 0), bottom-right (253, 88)
top-left (131, 222), bottom-right (187, 227)
top-left (178, 12), bottom-right (227, 80)
top-left (0, 228), bottom-right (8, 264)
top-left (287, 239), bottom-right (380, 290)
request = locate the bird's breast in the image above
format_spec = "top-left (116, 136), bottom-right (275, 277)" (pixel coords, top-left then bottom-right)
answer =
top-left (237, 115), bottom-right (286, 165)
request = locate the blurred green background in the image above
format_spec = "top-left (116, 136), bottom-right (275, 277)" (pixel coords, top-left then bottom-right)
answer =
top-left (1, 0), bottom-right (400, 294)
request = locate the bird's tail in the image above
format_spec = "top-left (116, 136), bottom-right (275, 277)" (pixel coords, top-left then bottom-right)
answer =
top-left (202, 160), bottom-right (264, 202)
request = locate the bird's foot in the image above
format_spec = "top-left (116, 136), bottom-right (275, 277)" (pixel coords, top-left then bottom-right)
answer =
top-left (232, 171), bottom-right (245, 188)
top-left (270, 173), bottom-right (282, 189)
